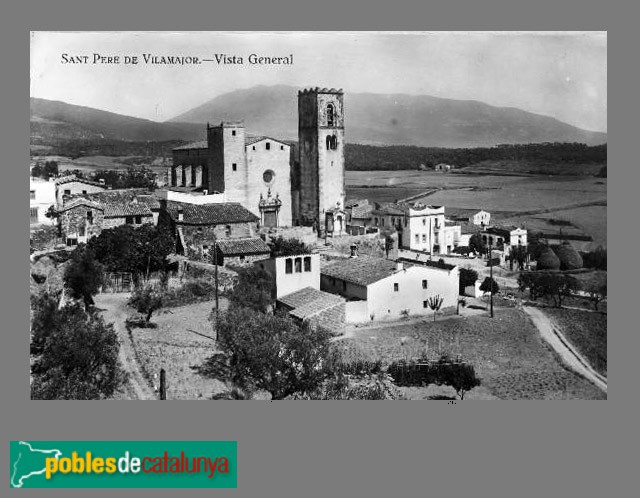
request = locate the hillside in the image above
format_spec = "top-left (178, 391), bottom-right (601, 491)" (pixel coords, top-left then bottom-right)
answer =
top-left (169, 85), bottom-right (607, 148)
top-left (30, 98), bottom-right (203, 144)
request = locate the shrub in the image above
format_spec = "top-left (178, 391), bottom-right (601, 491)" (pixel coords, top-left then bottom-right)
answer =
top-left (480, 277), bottom-right (499, 295)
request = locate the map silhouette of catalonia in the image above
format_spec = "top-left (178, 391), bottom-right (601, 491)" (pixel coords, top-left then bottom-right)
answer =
top-left (10, 441), bottom-right (62, 488)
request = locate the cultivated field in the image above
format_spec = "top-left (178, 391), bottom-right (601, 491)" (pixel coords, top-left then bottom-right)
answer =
top-left (342, 307), bottom-right (606, 400)
top-left (127, 300), bottom-right (228, 400)
top-left (346, 170), bottom-right (607, 248)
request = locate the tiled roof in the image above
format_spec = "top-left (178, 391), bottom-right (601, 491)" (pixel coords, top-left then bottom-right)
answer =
top-left (216, 237), bottom-right (270, 256)
top-left (55, 176), bottom-right (105, 188)
top-left (345, 199), bottom-right (369, 209)
top-left (351, 203), bottom-right (373, 219)
top-left (278, 287), bottom-right (344, 320)
top-left (245, 135), bottom-right (290, 147)
top-left (398, 258), bottom-right (458, 272)
top-left (173, 141), bottom-right (208, 151)
top-left (59, 198), bottom-right (103, 212)
top-left (102, 201), bottom-right (153, 218)
top-left (447, 208), bottom-right (485, 220)
top-left (165, 201), bottom-right (259, 225)
top-left (460, 222), bottom-right (479, 235)
top-left (321, 256), bottom-right (400, 287)
top-left (372, 202), bottom-right (410, 216)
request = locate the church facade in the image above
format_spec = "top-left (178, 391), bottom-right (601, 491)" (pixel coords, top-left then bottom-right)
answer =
top-left (169, 87), bottom-right (346, 232)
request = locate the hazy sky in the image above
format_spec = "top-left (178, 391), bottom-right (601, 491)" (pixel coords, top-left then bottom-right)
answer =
top-left (30, 31), bottom-right (607, 132)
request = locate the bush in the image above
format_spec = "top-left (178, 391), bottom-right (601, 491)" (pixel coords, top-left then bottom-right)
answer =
top-left (459, 267), bottom-right (478, 294)
top-left (128, 285), bottom-right (163, 323)
top-left (480, 277), bottom-right (499, 295)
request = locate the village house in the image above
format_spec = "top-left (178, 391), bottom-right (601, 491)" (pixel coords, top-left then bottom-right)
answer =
top-left (344, 199), bottom-right (373, 235)
top-left (480, 225), bottom-right (528, 254)
top-left (29, 177), bottom-right (56, 225)
top-left (55, 175), bottom-right (107, 208)
top-left (58, 198), bottom-right (105, 246)
top-left (320, 255), bottom-right (459, 323)
top-left (400, 204), bottom-right (463, 254)
top-left (214, 237), bottom-right (271, 266)
top-left (255, 253), bottom-right (346, 335)
top-left (159, 200), bottom-right (261, 261)
top-left (447, 208), bottom-right (491, 227)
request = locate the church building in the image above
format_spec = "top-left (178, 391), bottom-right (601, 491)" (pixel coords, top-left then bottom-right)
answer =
top-left (169, 87), bottom-right (346, 233)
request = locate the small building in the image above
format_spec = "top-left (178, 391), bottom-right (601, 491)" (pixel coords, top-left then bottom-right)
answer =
top-left (447, 208), bottom-right (491, 227)
top-left (344, 199), bottom-right (373, 235)
top-left (320, 255), bottom-right (459, 323)
top-left (160, 200), bottom-right (260, 259)
top-left (55, 175), bottom-right (107, 208)
top-left (481, 226), bottom-right (528, 255)
top-left (215, 237), bottom-right (271, 266)
top-left (29, 177), bottom-right (56, 225)
top-left (58, 198), bottom-right (104, 246)
top-left (255, 253), bottom-right (345, 335)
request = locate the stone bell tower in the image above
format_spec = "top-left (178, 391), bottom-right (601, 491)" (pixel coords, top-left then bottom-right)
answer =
top-left (297, 88), bottom-right (346, 233)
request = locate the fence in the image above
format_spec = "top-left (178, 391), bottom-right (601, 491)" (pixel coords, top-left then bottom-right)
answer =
top-left (101, 272), bottom-right (133, 293)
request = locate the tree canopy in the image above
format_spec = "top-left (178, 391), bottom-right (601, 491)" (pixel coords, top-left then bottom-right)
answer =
top-left (63, 246), bottom-right (104, 310)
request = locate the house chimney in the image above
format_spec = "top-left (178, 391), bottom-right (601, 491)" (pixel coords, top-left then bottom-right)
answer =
top-left (203, 189), bottom-right (208, 196)
top-left (395, 261), bottom-right (404, 271)
top-left (178, 207), bottom-right (184, 222)
top-left (349, 244), bottom-right (358, 258)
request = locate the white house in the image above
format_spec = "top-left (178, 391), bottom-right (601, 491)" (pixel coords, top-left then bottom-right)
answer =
top-left (256, 253), bottom-right (321, 299)
top-left (481, 226), bottom-right (528, 255)
top-left (29, 177), bottom-right (56, 225)
top-left (320, 255), bottom-right (459, 323)
top-left (55, 175), bottom-right (107, 208)
top-left (400, 204), bottom-right (445, 252)
top-left (447, 208), bottom-right (491, 227)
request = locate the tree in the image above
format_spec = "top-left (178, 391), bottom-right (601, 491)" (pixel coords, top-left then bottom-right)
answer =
top-left (480, 276), bottom-right (499, 295)
top-left (586, 281), bottom-right (607, 311)
top-left (427, 295), bottom-right (444, 322)
top-left (517, 272), bottom-right (580, 308)
top-left (63, 246), bottom-right (104, 310)
top-left (269, 236), bottom-right (309, 257)
top-left (469, 234), bottom-right (486, 256)
top-left (213, 307), bottom-right (333, 400)
top-left (439, 362), bottom-right (481, 400)
top-left (128, 285), bottom-right (163, 323)
top-left (459, 267), bottom-right (478, 294)
top-left (228, 266), bottom-right (274, 313)
top-left (510, 245), bottom-right (528, 271)
top-left (30, 303), bottom-right (122, 399)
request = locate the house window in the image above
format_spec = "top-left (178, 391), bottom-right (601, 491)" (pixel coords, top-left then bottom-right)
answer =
top-left (239, 255), bottom-right (246, 262)
top-left (294, 257), bottom-right (302, 273)
top-left (203, 245), bottom-right (209, 251)
top-left (422, 234), bottom-right (427, 243)
top-left (87, 211), bottom-right (93, 224)
top-left (79, 226), bottom-right (85, 237)
top-left (82, 190), bottom-right (87, 194)
top-left (394, 283), bottom-right (399, 292)
top-left (30, 207), bottom-right (38, 223)
top-left (327, 103), bottom-right (335, 127)
top-left (225, 225), bottom-right (232, 237)
top-left (381, 218), bottom-right (385, 226)
top-left (30, 190), bottom-right (36, 200)
top-left (135, 215), bottom-right (142, 224)
top-left (375, 217), bottom-right (379, 226)
top-left (326, 135), bottom-right (331, 150)
top-left (252, 146), bottom-right (256, 151)
top-left (422, 280), bottom-right (428, 289)
top-left (304, 256), bottom-right (311, 272)
top-left (285, 259), bottom-right (293, 274)
top-left (232, 163), bottom-right (237, 171)
top-left (64, 189), bottom-right (71, 195)
top-left (126, 216), bottom-right (134, 224)
top-left (66, 237), bottom-right (77, 246)
top-left (266, 142), bottom-right (271, 150)
top-left (232, 130), bottom-right (236, 136)
top-left (415, 234), bottom-right (419, 244)
top-left (280, 145), bottom-right (284, 150)
top-left (342, 281), bottom-right (347, 291)
top-left (422, 218), bottom-right (426, 226)
top-left (423, 300), bottom-right (428, 308)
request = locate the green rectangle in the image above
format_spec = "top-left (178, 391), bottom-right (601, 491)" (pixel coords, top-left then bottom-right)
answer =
top-left (9, 440), bottom-right (237, 488)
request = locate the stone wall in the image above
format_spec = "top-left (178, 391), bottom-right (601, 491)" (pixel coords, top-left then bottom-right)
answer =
top-left (61, 205), bottom-right (104, 243)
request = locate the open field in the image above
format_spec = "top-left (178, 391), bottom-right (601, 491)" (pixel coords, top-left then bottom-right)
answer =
top-left (543, 308), bottom-right (607, 377)
top-left (127, 300), bottom-right (228, 400)
top-left (341, 307), bottom-right (606, 399)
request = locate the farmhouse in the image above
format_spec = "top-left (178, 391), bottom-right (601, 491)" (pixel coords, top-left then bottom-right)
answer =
top-left (58, 198), bottom-right (104, 246)
top-left (320, 255), bottom-right (459, 323)
top-left (55, 175), bottom-right (107, 208)
top-left (159, 200), bottom-right (260, 260)
top-left (447, 208), bottom-right (491, 227)
top-left (214, 237), bottom-right (271, 266)
top-left (255, 253), bottom-right (346, 335)
top-left (480, 225), bottom-right (528, 254)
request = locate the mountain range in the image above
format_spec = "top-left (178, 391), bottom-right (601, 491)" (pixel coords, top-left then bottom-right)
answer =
top-left (31, 85), bottom-right (606, 148)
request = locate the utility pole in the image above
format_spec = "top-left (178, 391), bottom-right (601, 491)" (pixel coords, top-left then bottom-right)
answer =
top-left (213, 228), bottom-right (219, 311)
top-left (159, 368), bottom-right (166, 400)
top-left (489, 237), bottom-right (494, 318)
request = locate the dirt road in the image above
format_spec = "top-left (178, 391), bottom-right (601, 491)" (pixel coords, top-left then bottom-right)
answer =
top-left (523, 306), bottom-right (607, 393)
top-left (94, 293), bottom-right (156, 400)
